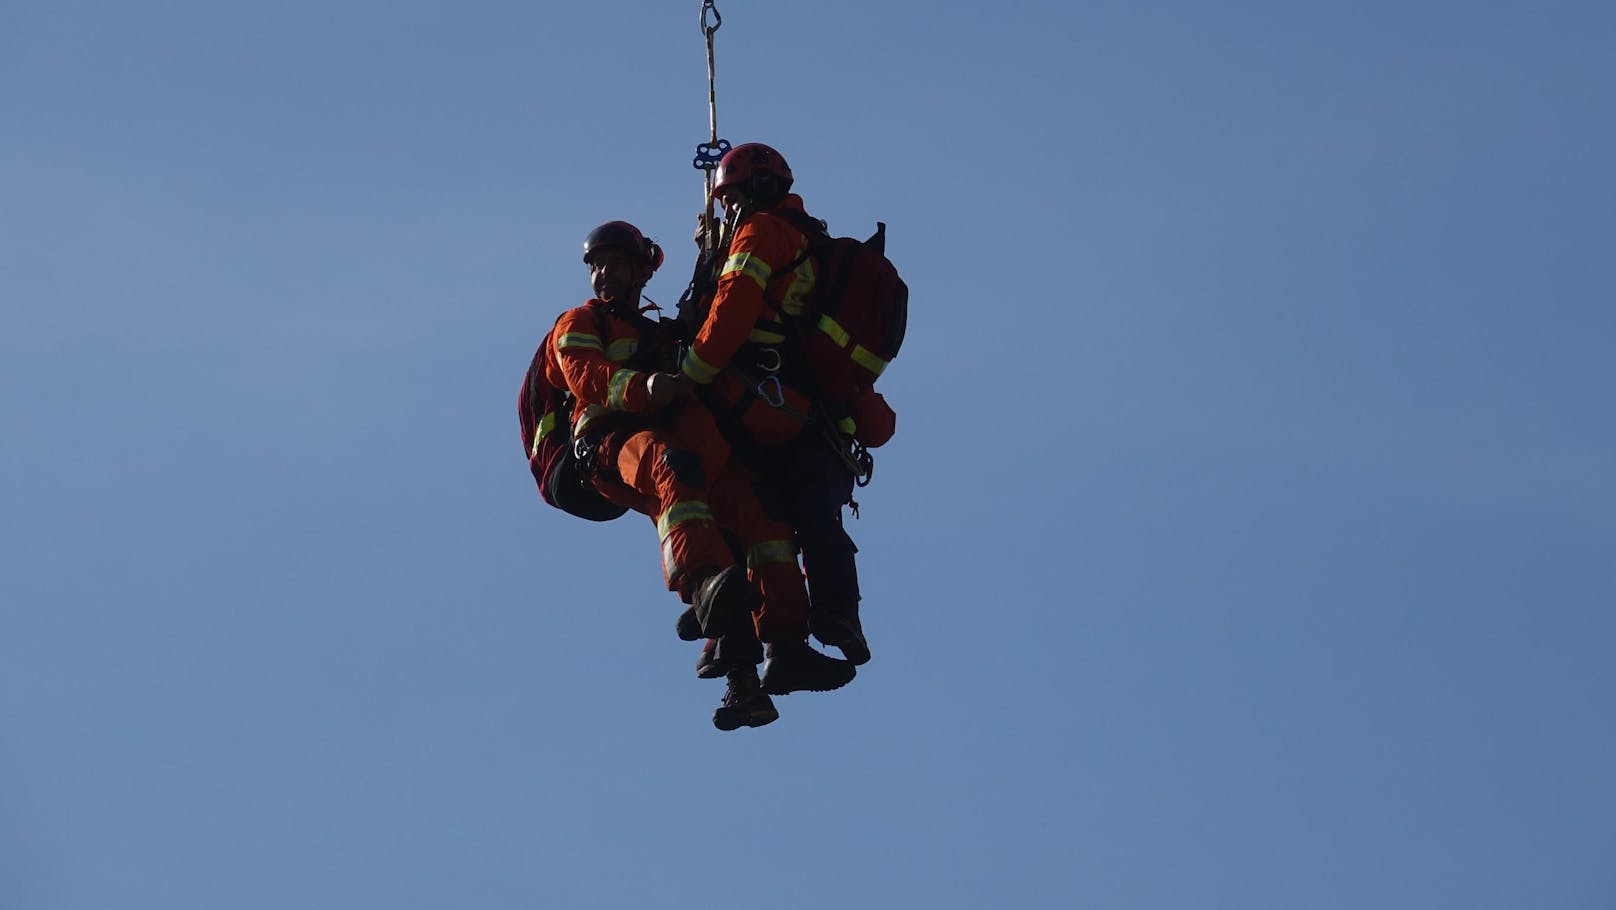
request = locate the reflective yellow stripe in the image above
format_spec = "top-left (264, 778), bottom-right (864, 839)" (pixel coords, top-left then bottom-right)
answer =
top-left (607, 368), bottom-right (641, 410)
top-left (574, 402), bottom-right (606, 436)
top-left (851, 344), bottom-right (889, 378)
top-left (682, 349), bottom-right (719, 384)
top-left (557, 332), bottom-right (602, 352)
top-left (722, 252), bottom-right (772, 289)
top-left (662, 537), bottom-right (678, 579)
top-left (657, 501), bottom-right (714, 539)
top-left (748, 327), bottom-right (786, 344)
top-left (530, 412), bottom-right (559, 457)
top-left (815, 315), bottom-right (889, 378)
top-left (746, 539), bottom-right (798, 569)
top-left (817, 314), bottom-right (851, 348)
top-left (780, 251), bottom-right (815, 317)
top-left (607, 338), bottom-right (638, 363)
top-left (836, 416), bottom-right (856, 437)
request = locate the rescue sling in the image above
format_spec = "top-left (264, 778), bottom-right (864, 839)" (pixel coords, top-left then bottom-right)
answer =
top-left (517, 312), bottom-right (629, 522)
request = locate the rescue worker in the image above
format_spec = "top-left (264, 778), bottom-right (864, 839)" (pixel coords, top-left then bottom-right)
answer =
top-left (540, 220), bottom-right (855, 730)
top-left (681, 144), bottom-right (874, 668)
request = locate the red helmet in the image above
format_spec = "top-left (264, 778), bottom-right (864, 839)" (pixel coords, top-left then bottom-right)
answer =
top-left (582, 221), bottom-right (663, 272)
top-left (713, 143), bottom-right (793, 205)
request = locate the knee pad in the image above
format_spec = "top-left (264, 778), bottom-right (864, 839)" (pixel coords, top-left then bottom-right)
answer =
top-left (659, 448), bottom-right (707, 490)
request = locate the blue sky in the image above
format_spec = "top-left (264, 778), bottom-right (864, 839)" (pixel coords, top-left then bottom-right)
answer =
top-left (3, 1), bottom-right (1613, 907)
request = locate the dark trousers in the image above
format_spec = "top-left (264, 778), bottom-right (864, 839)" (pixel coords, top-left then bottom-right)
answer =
top-left (769, 436), bottom-right (861, 622)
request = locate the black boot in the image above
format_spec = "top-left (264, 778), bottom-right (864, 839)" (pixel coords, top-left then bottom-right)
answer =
top-left (761, 640), bottom-right (857, 695)
top-left (690, 566), bottom-right (760, 639)
top-left (695, 639), bottom-right (727, 679)
top-left (675, 607), bottom-right (703, 641)
top-left (712, 667), bottom-right (778, 731)
top-left (809, 609), bottom-right (871, 666)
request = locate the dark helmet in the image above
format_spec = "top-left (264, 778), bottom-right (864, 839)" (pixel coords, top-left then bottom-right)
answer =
top-left (713, 143), bottom-right (793, 206)
top-left (582, 221), bottom-right (664, 272)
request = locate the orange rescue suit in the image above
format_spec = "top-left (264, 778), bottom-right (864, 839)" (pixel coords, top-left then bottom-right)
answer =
top-left (543, 299), bottom-right (810, 643)
top-left (680, 194), bottom-right (818, 446)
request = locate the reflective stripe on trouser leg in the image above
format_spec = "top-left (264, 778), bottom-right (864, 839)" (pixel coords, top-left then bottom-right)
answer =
top-left (657, 500), bottom-right (716, 595)
top-left (746, 538), bottom-right (809, 643)
top-left (746, 539), bottom-right (798, 571)
top-left (614, 427), bottom-right (730, 598)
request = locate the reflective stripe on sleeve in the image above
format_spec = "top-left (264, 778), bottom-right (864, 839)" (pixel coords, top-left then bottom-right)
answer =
top-left (607, 338), bottom-right (638, 363)
top-left (681, 348), bottom-right (720, 384)
top-left (657, 501), bottom-right (715, 540)
top-left (607, 368), bottom-right (642, 410)
top-left (721, 252), bottom-right (772, 289)
top-left (557, 332), bottom-right (603, 352)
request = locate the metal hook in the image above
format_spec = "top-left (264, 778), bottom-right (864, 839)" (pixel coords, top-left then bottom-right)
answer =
top-left (701, 0), bottom-right (722, 34)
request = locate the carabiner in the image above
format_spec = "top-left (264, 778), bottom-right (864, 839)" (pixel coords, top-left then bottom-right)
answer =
top-left (757, 374), bottom-right (785, 408)
top-left (754, 346), bottom-right (783, 374)
top-left (701, 0), bottom-right (722, 35)
top-left (853, 443), bottom-right (875, 487)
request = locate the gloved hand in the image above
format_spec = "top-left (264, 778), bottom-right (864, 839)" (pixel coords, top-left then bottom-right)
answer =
top-left (646, 372), bottom-right (694, 409)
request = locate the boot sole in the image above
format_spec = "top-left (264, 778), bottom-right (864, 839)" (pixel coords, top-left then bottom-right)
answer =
top-left (810, 616), bottom-right (871, 665)
top-left (713, 706), bottom-right (779, 731)
top-left (761, 663), bottom-right (857, 696)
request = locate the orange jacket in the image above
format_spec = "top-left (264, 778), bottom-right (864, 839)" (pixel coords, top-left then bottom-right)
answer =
top-left (543, 300), bottom-right (660, 437)
top-left (680, 194), bottom-right (817, 386)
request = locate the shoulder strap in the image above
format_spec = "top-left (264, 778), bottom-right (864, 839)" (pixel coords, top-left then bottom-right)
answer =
top-left (770, 208), bottom-right (828, 276)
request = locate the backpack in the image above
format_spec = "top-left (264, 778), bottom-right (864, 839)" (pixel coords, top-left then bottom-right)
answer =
top-left (775, 210), bottom-right (909, 404)
top-left (517, 315), bottom-right (629, 523)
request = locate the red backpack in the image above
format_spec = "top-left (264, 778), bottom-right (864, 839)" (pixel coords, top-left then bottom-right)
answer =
top-left (775, 210), bottom-right (908, 405)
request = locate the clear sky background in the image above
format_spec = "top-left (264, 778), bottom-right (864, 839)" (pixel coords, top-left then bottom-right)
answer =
top-left (3, 1), bottom-right (1613, 907)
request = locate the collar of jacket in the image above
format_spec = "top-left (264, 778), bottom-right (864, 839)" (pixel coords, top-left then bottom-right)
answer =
top-left (755, 193), bottom-right (806, 216)
top-left (589, 297), bottom-right (635, 315)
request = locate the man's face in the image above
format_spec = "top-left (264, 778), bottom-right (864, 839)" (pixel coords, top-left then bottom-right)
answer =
top-left (718, 186), bottom-right (748, 217)
top-left (588, 247), bottom-right (646, 302)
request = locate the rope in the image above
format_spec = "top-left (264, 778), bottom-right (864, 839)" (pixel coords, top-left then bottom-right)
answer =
top-left (699, 0), bottom-right (725, 256)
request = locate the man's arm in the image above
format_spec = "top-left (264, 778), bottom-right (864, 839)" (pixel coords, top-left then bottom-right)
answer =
top-left (680, 215), bottom-right (799, 385)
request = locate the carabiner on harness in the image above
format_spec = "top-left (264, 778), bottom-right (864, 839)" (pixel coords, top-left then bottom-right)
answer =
top-left (852, 441), bottom-right (875, 488)
top-left (756, 374), bottom-right (785, 409)
top-left (573, 431), bottom-right (602, 475)
top-left (753, 346), bottom-right (783, 374)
